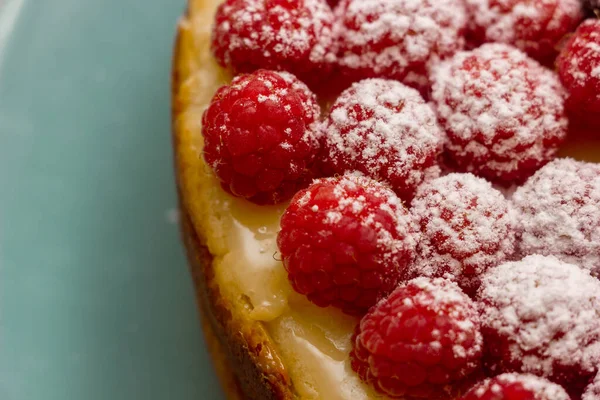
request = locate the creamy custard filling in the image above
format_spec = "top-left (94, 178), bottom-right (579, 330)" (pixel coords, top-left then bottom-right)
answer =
top-left (177, 1), bottom-right (600, 399)
top-left (177, 2), bottom-right (383, 397)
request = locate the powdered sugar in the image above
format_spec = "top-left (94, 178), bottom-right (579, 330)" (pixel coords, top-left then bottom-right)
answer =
top-left (464, 0), bottom-right (583, 62)
top-left (430, 43), bottom-right (568, 184)
top-left (465, 373), bottom-right (570, 400)
top-left (557, 19), bottom-right (600, 119)
top-left (315, 173), bottom-right (418, 256)
top-left (212, 0), bottom-right (335, 82)
top-left (477, 254), bottom-right (600, 385)
top-left (512, 158), bottom-right (600, 278)
top-left (410, 173), bottom-right (516, 294)
top-left (333, 0), bottom-right (467, 91)
top-left (321, 78), bottom-right (444, 201)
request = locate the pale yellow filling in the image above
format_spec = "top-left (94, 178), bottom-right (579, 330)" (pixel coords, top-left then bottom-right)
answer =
top-left (175, 1), bottom-right (600, 399)
top-left (175, 1), bottom-right (383, 398)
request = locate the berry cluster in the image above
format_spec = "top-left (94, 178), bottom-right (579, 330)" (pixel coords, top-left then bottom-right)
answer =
top-left (199, 0), bottom-right (600, 398)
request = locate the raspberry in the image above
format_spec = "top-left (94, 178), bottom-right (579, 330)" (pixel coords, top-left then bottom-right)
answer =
top-left (557, 19), bottom-right (600, 126)
top-left (461, 373), bottom-right (570, 400)
top-left (464, 0), bottom-right (583, 64)
top-left (333, 0), bottom-right (468, 93)
top-left (351, 277), bottom-right (483, 398)
top-left (583, 370), bottom-right (600, 400)
top-left (202, 70), bottom-right (320, 205)
top-left (477, 255), bottom-right (600, 393)
top-left (513, 158), bottom-right (600, 278)
top-left (320, 79), bottom-right (444, 202)
top-left (277, 173), bottom-right (418, 315)
top-left (211, 0), bottom-right (335, 86)
top-left (430, 43), bottom-right (568, 185)
top-left (409, 173), bottom-right (516, 295)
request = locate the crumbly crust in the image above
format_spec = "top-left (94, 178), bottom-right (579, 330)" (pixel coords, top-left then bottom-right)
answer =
top-left (172, 3), bottom-right (295, 398)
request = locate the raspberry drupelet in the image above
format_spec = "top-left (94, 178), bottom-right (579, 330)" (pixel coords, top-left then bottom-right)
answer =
top-left (430, 43), bottom-right (568, 185)
top-left (410, 173), bottom-right (516, 296)
top-left (333, 0), bottom-right (468, 93)
top-left (351, 277), bottom-right (483, 398)
top-left (320, 78), bottom-right (444, 202)
top-left (583, 370), bottom-right (600, 400)
top-left (202, 70), bottom-right (321, 205)
top-left (464, 0), bottom-right (583, 64)
top-left (512, 158), bottom-right (600, 278)
top-left (460, 373), bottom-right (570, 400)
top-left (557, 19), bottom-right (600, 126)
top-left (277, 173), bottom-right (418, 315)
top-left (477, 255), bottom-right (600, 394)
top-left (211, 0), bottom-right (335, 86)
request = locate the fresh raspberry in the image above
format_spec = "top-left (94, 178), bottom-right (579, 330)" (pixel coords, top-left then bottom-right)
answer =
top-left (320, 79), bottom-right (444, 202)
top-left (409, 173), bottom-right (516, 295)
top-left (430, 43), bottom-right (568, 185)
top-left (583, 370), bottom-right (600, 400)
top-left (202, 70), bottom-right (320, 205)
top-left (477, 255), bottom-right (600, 393)
top-left (557, 19), bottom-right (600, 126)
top-left (211, 0), bottom-right (335, 87)
top-left (351, 277), bottom-right (483, 398)
top-left (461, 373), bottom-right (570, 400)
top-left (333, 0), bottom-right (468, 93)
top-left (512, 158), bottom-right (600, 278)
top-left (464, 0), bottom-right (583, 64)
top-left (277, 173), bottom-right (418, 315)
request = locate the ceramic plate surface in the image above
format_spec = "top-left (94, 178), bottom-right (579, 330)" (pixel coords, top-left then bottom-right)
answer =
top-left (0, 0), bottom-right (224, 398)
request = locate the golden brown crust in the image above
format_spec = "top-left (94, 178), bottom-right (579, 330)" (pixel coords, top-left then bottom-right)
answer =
top-left (171, 5), bottom-right (296, 400)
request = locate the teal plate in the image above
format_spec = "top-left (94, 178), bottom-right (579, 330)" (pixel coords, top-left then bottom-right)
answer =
top-left (0, 0), bottom-right (224, 399)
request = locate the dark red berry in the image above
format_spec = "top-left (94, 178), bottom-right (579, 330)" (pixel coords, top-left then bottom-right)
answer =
top-left (557, 19), bottom-right (600, 127)
top-left (461, 373), bottom-right (570, 400)
top-left (202, 70), bottom-right (320, 205)
top-left (351, 277), bottom-right (483, 398)
top-left (277, 173), bottom-right (418, 315)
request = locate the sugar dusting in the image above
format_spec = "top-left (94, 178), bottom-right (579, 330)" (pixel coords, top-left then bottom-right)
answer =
top-left (322, 78), bottom-right (444, 198)
top-left (410, 173), bottom-right (516, 292)
top-left (463, 0), bottom-right (583, 60)
top-left (212, 0), bottom-right (335, 71)
top-left (334, 0), bottom-right (467, 89)
top-left (469, 373), bottom-right (570, 400)
top-left (431, 43), bottom-right (568, 182)
top-left (513, 158), bottom-right (600, 278)
top-left (478, 255), bottom-right (600, 379)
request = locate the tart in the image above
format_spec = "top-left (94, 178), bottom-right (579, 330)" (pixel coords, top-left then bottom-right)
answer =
top-left (172, 0), bottom-right (600, 398)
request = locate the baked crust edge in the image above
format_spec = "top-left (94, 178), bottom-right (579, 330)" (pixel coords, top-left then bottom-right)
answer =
top-left (171, 5), bottom-right (296, 400)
